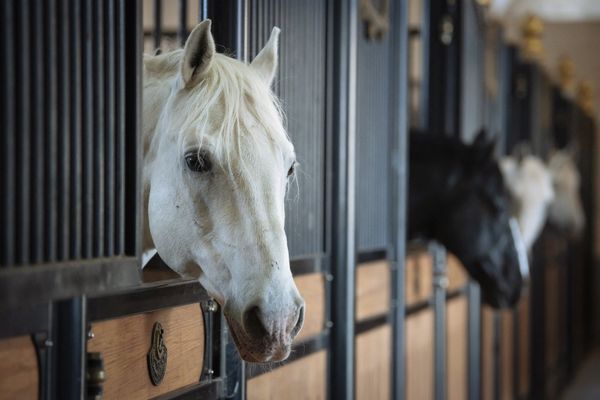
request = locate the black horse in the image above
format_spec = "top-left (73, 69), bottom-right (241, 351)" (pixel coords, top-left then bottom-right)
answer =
top-left (408, 131), bottom-right (524, 308)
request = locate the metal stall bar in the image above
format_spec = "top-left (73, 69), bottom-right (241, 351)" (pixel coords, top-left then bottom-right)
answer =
top-left (69, 0), bottom-right (82, 260)
top-left (104, 0), bottom-right (116, 257)
top-left (431, 242), bottom-right (447, 400)
top-left (16, 0), bottom-right (32, 265)
top-left (0, 0), bottom-right (16, 267)
top-left (92, 0), bottom-right (105, 257)
top-left (115, 0), bottom-right (126, 255)
top-left (389, 0), bottom-right (409, 398)
top-left (154, 0), bottom-right (162, 49)
top-left (329, 0), bottom-right (358, 399)
top-left (179, 0), bottom-right (188, 46)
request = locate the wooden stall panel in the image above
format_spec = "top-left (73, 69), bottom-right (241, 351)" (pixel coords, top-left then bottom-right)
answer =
top-left (545, 264), bottom-right (560, 370)
top-left (356, 261), bottom-right (390, 321)
top-left (0, 336), bottom-right (38, 400)
top-left (295, 273), bottom-right (325, 341)
top-left (405, 250), bottom-right (433, 306)
top-left (447, 254), bottom-right (469, 292)
top-left (247, 350), bottom-right (327, 400)
top-left (518, 290), bottom-right (530, 398)
top-left (356, 324), bottom-right (392, 400)
top-left (446, 296), bottom-right (468, 400)
top-left (481, 306), bottom-right (495, 400)
top-left (87, 303), bottom-right (204, 399)
top-left (500, 310), bottom-right (514, 400)
top-left (406, 309), bottom-right (434, 400)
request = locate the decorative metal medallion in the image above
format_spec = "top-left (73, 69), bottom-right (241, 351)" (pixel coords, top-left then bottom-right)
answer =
top-left (147, 322), bottom-right (168, 386)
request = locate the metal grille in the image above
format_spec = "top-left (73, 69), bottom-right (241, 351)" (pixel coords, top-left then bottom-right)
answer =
top-left (248, 0), bottom-right (328, 258)
top-left (0, 0), bottom-right (139, 267)
top-left (355, 19), bottom-right (392, 252)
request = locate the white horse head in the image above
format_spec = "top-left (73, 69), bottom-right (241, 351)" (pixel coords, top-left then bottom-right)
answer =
top-left (500, 154), bottom-right (555, 250)
top-left (142, 21), bottom-right (304, 362)
top-left (547, 150), bottom-right (585, 237)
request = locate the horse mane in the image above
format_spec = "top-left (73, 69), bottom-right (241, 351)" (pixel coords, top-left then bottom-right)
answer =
top-left (144, 49), bottom-right (288, 174)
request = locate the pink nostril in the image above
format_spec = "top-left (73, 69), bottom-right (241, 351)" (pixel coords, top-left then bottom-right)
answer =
top-left (242, 305), bottom-right (269, 339)
top-left (290, 305), bottom-right (305, 338)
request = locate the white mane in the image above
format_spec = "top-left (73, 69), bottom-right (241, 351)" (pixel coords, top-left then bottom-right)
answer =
top-left (500, 155), bottom-right (555, 250)
top-left (144, 50), bottom-right (288, 174)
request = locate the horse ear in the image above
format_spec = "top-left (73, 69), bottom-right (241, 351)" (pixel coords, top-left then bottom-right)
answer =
top-left (251, 27), bottom-right (280, 86)
top-left (180, 20), bottom-right (215, 88)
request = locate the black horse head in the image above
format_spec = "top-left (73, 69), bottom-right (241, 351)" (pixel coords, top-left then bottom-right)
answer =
top-left (408, 131), bottom-right (524, 308)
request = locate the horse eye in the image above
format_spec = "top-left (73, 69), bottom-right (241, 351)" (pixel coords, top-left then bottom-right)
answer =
top-left (287, 162), bottom-right (296, 177)
top-left (184, 151), bottom-right (212, 172)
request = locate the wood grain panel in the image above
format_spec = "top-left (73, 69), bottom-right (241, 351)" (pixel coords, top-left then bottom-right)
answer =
top-left (356, 324), bottom-right (391, 400)
top-left (295, 273), bottom-right (325, 340)
top-left (405, 251), bottom-right (433, 306)
top-left (481, 306), bottom-right (496, 400)
top-left (406, 308), bottom-right (434, 400)
top-left (447, 254), bottom-right (469, 291)
top-left (247, 350), bottom-right (327, 400)
top-left (447, 296), bottom-right (468, 400)
top-left (356, 260), bottom-right (390, 321)
top-left (518, 291), bottom-right (530, 397)
top-left (0, 336), bottom-right (38, 400)
top-left (87, 303), bottom-right (204, 399)
top-left (500, 310), bottom-right (514, 400)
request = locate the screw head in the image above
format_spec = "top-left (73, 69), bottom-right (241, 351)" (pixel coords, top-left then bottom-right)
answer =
top-left (206, 299), bottom-right (218, 313)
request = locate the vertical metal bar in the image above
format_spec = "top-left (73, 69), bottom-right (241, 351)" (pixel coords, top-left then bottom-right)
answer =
top-left (70, 0), bottom-right (82, 259)
top-left (45, 0), bottom-right (58, 262)
top-left (82, 0), bottom-right (94, 258)
top-left (390, 0), bottom-right (409, 398)
top-left (198, 0), bottom-right (207, 22)
top-left (104, 0), bottom-right (116, 256)
top-left (16, 0), bottom-right (31, 265)
top-left (468, 281), bottom-right (482, 400)
top-left (123, 0), bottom-right (143, 258)
top-left (54, 297), bottom-right (86, 399)
top-left (179, 0), bottom-right (188, 46)
top-left (93, 0), bottom-right (105, 257)
top-left (32, 0), bottom-right (46, 263)
top-left (57, 0), bottom-right (72, 261)
top-left (115, 0), bottom-right (126, 255)
top-left (0, 0), bottom-right (16, 266)
top-left (329, 0), bottom-right (358, 398)
top-left (153, 0), bottom-right (162, 50)
top-left (431, 242), bottom-right (447, 400)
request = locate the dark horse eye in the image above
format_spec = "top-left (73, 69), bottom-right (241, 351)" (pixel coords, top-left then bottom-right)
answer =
top-left (287, 162), bottom-right (296, 177)
top-left (184, 150), bottom-right (212, 173)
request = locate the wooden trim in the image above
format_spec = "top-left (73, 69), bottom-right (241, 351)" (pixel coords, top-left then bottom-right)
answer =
top-left (295, 273), bottom-right (326, 340)
top-left (87, 303), bottom-right (205, 399)
top-left (0, 336), bottom-right (38, 400)
top-left (246, 350), bottom-right (327, 400)
top-left (356, 260), bottom-right (391, 321)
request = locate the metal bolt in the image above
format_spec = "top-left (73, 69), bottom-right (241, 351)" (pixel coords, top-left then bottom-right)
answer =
top-left (87, 331), bottom-right (95, 340)
top-left (206, 299), bottom-right (218, 313)
top-left (325, 274), bottom-right (333, 282)
top-left (325, 321), bottom-right (333, 329)
top-left (44, 339), bottom-right (54, 348)
top-left (206, 369), bottom-right (214, 377)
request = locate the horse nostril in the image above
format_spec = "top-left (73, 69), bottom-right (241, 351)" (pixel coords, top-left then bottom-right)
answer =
top-left (242, 305), bottom-right (269, 339)
top-left (290, 305), bottom-right (305, 338)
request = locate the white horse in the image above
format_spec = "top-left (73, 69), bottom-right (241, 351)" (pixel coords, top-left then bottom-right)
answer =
top-left (547, 150), bottom-right (585, 237)
top-left (500, 154), bottom-right (555, 251)
top-left (142, 21), bottom-right (304, 363)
